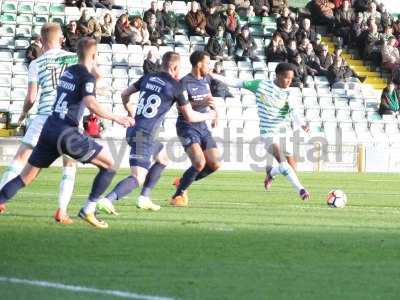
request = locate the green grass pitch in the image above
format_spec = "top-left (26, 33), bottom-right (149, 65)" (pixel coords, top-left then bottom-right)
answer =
top-left (0, 167), bottom-right (400, 300)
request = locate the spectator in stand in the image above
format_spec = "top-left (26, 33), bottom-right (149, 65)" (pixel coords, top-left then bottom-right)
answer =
top-left (296, 18), bottom-right (316, 44)
top-left (185, 1), bottom-right (207, 36)
top-left (206, 26), bottom-right (232, 60)
top-left (277, 6), bottom-right (294, 31)
top-left (144, 1), bottom-right (162, 26)
top-left (362, 22), bottom-right (382, 64)
top-left (206, 4), bottom-right (223, 37)
top-left (332, 45), bottom-right (344, 61)
top-left (379, 82), bottom-right (399, 115)
top-left (286, 39), bottom-right (299, 62)
top-left (236, 26), bottom-right (258, 62)
top-left (246, 5), bottom-right (256, 17)
top-left (313, 34), bottom-right (324, 55)
top-left (278, 18), bottom-right (297, 43)
top-left (210, 61), bottom-right (233, 98)
top-left (131, 16), bottom-right (151, 46)
top-left (224, 4), bottom-right (240, 45)
top-left (26, 35), bottom-right (42, 64)
top-left (393, 17), bottom-right (400, 38)
top-left (380, 3), bottom-right (394, 29)
top-left (160, 1), bottom-right (178, 35)
top-left (291, 53), bottom-right (309, 88)
top-left (327, 56), bottom-right (353, 85)
top-left (266, 32), bottom-right (287, 62)
top-left (318, 44), bottom-right (334, 70)
top-left (231, 0), bottom-right (251, 16)
top-left (298, 37), bottom-right (310, 54)
top-left (381, 37), bottom-right (400, 72)
top-left (143, 49), bottom-right (161, 74)
top-left (382, 26), bottom-right (395, 44)
top-left (147, 14), bottom-right (163, 46)
top-left (77, 9), bottom-right (102, 43)
top-left (64, 20), bottom-right (80, 52)
top-left (351, 12), bottom-right (367, 48)
top-left (115, 14), bottom-right (136, 45)
top-left (352, 0), bottom-right (369, 13)
top-left (363, 2), bottom-right (381, 29)
top-left (83, 113), bottom-right (104, 139)
top-left (270, 0), bottom-right (289, 15)
top-left (335, 0), bottom-right (355, 47)
top-left (332, 0), bottom-right (352, 9)
top-left (250, 0), bottom-right (269, 17)
top-left (313, 0), bottom-right (336, 29)
top-left (100, 13), bottom-right (115, 45)
top-left (302, 43), bottom-right (322, 76)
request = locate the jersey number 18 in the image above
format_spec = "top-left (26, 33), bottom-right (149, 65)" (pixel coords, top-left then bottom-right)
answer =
top-left (136, 91), bottom-right (161, 118)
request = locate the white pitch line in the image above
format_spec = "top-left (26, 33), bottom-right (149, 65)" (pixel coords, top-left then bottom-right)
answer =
top-left (0, 277), bottom-right (175, 300)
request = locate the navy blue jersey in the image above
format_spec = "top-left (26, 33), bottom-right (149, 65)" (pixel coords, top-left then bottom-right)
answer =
top-left (177, 73), bottom-right (212, 125)
top-left (133, 72), bottom-right (188, 134)
top-left (52, 64), bottom-right (96, 126)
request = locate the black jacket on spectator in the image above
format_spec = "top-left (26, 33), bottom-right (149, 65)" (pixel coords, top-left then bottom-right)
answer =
top-left (210, 72), bottom-right (232, 98)
top-left (296, 28), bottom-right (317, 44)
top-left (327, 64), bottom-right (353, 84)
top-left (206, 37), bottom-right (225, 59)
top-left (278, 28), bottom-right (297, 43)
top-left (143, 59), bottom-right (161, 75)
top-left (250, 0), bottom-right (270, 16)
top-left (266, 44), bottom-right (287, 62)
top-left (160, 10), bottom-right (177, 33)
top-left (353, 0), bottom-right (369, 13)
top-left (318, 52), bottom-right (333, 70)
top-left (144, 9), bottom-right (163, 26)
top-left (277, 16), bottom-right (294, 31)
top-left (302, 53), bottom-right (321, 75)
top-left (236, 35), bottom-right (257, 59)
top-left (26, 43), bottom-right (42, 64)
top-left (65, 30), bottom-right (80, 52)
top-left (148, 25), bottom-right (161, 45)
top-left (206, 12), bottom-right (224, 36)
top-left (291, 61), bottom-right (308, 87)
top-left (114, 20), bottom-right (135, 45)
top-left (286, 47), bottom-right (299, 62)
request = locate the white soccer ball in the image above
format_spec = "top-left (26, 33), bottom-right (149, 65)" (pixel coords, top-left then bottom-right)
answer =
top-left (327, 190), bottom-right (347, 208)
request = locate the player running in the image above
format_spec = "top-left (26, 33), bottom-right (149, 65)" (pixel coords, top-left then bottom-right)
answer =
top-left (0, 38), bottom-right (134, 228)
top-left (210, 62), bottom-right (311, 200)
top-left (95, 51), bottom-right (217, 214)
top-left (0, 23), bottom-right (92, 224)
top-left (170, 51), bottom-right (221, 207)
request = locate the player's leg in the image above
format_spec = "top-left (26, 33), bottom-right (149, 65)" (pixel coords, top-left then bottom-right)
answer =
top-left (194, 133), bottom-right (221, 181)
top-left (54, 157), bottom-right (76, 224)
top-left (171, 143), bottom-right (206, 206)
top-left (138, 143), bottom-right (168, 211)
top-left (0, 144), bottom-right (32, 190)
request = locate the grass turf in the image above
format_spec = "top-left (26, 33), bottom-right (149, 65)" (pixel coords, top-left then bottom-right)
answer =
top-left (0, 168), bottom-right (400, 300)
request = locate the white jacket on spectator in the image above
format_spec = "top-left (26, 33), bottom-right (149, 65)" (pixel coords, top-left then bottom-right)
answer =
top-left (381, 44), bottom-right (400, 64)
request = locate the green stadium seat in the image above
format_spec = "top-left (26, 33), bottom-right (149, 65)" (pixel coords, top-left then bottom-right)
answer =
top-left (0, 25), bottom-right (15, 37)
top-left (34, 2), bottom-right (50, 15)
top-left (50, 3), bottom-right (65, 16)
top-left (16, 25), bottom-right (32, 38)
top-left (18, 2), bottom-right (34, 14)
top-left (0, 87), bottom-right (11, 101)
top-left (248, 16), bottom-right (262, 25)
top-left (0, 37), bottom-right (14, 49)
top-left (2, 1), bottom-right (17, 13)
top-left (15, 39), bottom-right (30, 50)
top-left (128, 8), bottom-right (143, 17)
top-left (11, 88), bottom-right (27, 101)
top-left (50, 16), bottom-right (64, 25)
top-left (0, 74), bottom-right (11, 87)
top-left (12, 64), bottom-right (28, 76)
top-left (32, 26), bottom-right (42, 37)
top-left (11, 76), bottom-right (28, 88)
top-left (0, 13), bottom-right (17, 24)
top-left (16, 14), bottom-right (33, 25)
top-left (34, 15), bottom-right (49, 26)
top-left (13, 51), bottom-right (26, 63)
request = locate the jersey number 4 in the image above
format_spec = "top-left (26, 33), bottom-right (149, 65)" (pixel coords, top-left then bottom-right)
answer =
top-left (54, 92), bottom-right (68, 119)
top-left (136, 91), bottom-right (161, 118)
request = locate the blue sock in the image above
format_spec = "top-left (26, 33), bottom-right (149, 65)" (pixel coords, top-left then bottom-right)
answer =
top-left (0, 176), bottom-right (25, 204)
top-left (88, 168), bottom-right (116, 202)
top-left (141, 162), bottom-right (166, 197)
top-left (173, 166), bottom-right (199, 198)
top-left (195, 165), bottom-right (215, 181)
top-left (106, 175), bottom-right (139, 202)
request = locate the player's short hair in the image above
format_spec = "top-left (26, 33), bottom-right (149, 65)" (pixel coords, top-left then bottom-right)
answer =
top-left (189, 51), bottom-right (209, 68)
top-left (40, 22), bottom-right (62, 44)
top-left (161, 51), bottom-right (180, 70)
top-left (76, 37), bottom-right (97, 61)
top-left (275, 63), bottom-right (295, 75)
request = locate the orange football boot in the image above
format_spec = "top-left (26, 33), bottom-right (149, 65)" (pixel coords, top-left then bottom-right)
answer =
top-left (54, 208), bottom-right (74, 224)
top-left (0, 203), bottom-right (6, 214)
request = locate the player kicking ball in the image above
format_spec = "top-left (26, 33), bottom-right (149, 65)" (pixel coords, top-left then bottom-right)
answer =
top-left (95, 52), bottom-right (217, 215)
top-left (0, 23), bottom-right (87, 224)
top-left (210, 63), bottom-right (311, 200)
top-left (0, 38), bottom-right (134, 228)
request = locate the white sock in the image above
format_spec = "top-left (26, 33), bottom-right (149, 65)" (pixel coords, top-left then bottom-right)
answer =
top-left (279, 162), bottom-right (304, 192)
top-left (270, 166), bottom-right (281, 177)
top-left (138, 195), bottom-right (150, 205)
top-left (83, 201), bottom-right (97, 214)
top-left (58, 166), bottom-right (76, 212)
top-left (0, 161), bottom-right (24, 189)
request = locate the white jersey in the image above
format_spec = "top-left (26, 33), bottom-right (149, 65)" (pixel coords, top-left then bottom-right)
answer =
top-left (28, 48), bottom-right (77, 116)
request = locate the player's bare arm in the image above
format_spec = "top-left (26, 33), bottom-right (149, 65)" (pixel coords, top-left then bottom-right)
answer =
top-left (121, 85), bottom-right (138, 117)
top-left (179, 103), bottom-right (217, 123)
top-left (18, 83), bottom-right (38, 125)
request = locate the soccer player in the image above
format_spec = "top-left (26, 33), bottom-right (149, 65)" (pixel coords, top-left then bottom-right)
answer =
top-left (0, 38), bottom-right (134, 228)
top-left (0, 23), bottom-right (88, 224)
top-left (170, 51), bottom-right (221, 207)
top-left (210, 63), bottom-right (311, 200)
top-left (95, 51), bottom-right (217, 214)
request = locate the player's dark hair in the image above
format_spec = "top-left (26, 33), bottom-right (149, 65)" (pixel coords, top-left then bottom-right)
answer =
top-left (76, 37), bottom-right (97, 61)
top-left (275, 62), bottom-right (295, 75)
top-left (161, 51), bottom-right (180, 70)
top-left (189, 51), bottom-right (209, 68)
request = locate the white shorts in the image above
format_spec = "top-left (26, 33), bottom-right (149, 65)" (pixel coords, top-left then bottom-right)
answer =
top-left (261, 128), bottom-right (294, 157)
top-left (21, 115), bottom-right (49, 148)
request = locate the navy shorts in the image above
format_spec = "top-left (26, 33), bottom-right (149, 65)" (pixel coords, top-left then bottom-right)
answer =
top-left (176, 122), bottom-right (217, 151)
top-left (126, 127), bottom-right (163, 170)
top-left (29, 117), bottom-right (103, 168)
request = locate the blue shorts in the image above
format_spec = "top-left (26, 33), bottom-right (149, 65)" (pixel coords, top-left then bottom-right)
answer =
top-left (126, 127), bottom-right (163, 170)
top-left (29, 117), bottom-right (103, 168)
top-left (176, 122), bottom-right (217, 151)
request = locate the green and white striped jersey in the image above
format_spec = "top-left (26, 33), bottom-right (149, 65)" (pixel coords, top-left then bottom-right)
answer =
top-left (28, 48), bottom-right (78, 115)
top-left (242, 79), bottom-right (300, 136)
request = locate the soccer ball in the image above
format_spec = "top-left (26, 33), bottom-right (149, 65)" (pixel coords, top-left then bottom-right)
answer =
top-left (327, 190), bottom-right (347, 208)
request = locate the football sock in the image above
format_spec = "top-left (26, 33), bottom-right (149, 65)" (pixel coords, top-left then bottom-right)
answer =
top-left (83, 200), bottom-right (97, 214)
top-left (58, 166), bottom-right (76, 212)
top-left (106, 175), bottom-right (139, 202)
top-left (0, 161), bottom-right (24, 190)
top-left (194, 165), bottom-right (215, 181)
top-left (0, 175), bottom-right (25, 204)
top-left (278, 162), bottom-right (304, 192)
top-left (173, 166), bottom-right (199, 197)
top-left (270, 166), bottom-right (281, 177)
top-left (88, 168), bottom-right (116, 202)
top-left (140, 162), bottom-right (166, 197)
